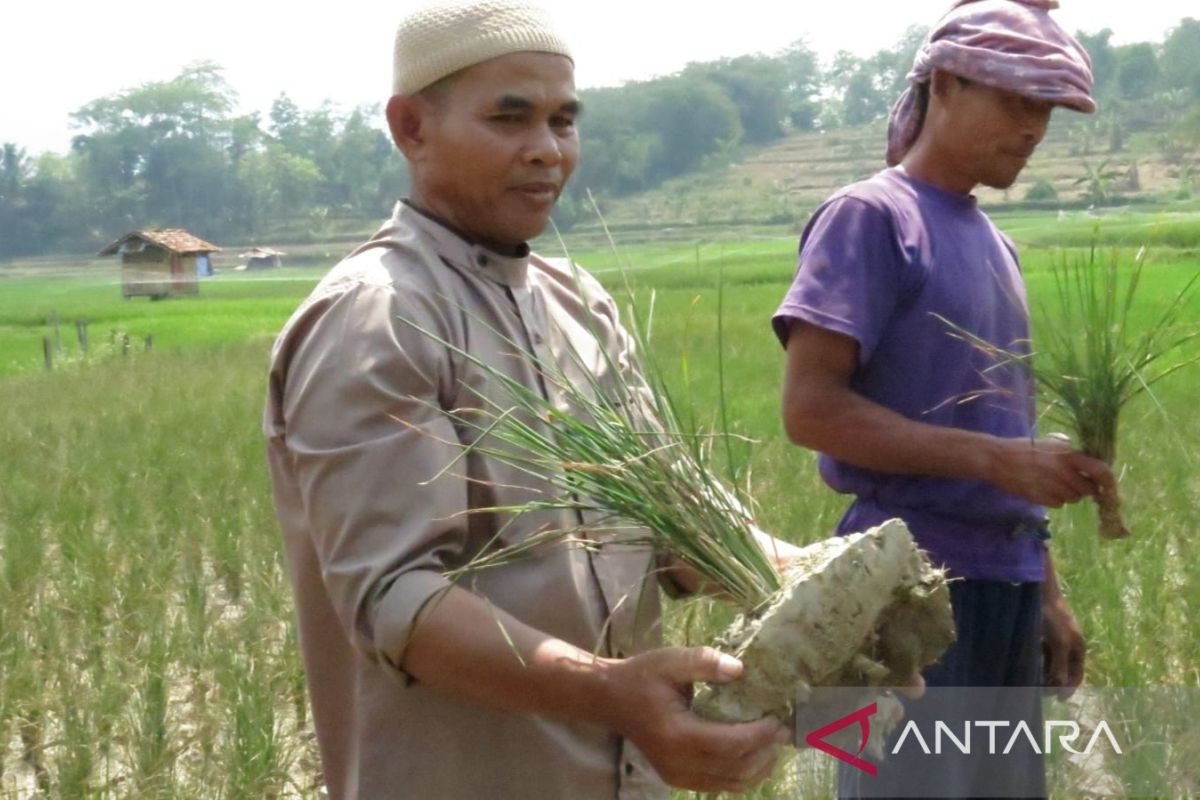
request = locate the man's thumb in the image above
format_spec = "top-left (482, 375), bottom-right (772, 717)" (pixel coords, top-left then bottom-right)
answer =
top-left (670, 646), bottom-right (743, 685)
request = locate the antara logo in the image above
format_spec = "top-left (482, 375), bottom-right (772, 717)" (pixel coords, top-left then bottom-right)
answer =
top-left (804, 702), bottom-right (1125, 776)
top-left (891, 718), bottom-right (1123, 756)
top-left (804, 703), bottom-right (879, 776)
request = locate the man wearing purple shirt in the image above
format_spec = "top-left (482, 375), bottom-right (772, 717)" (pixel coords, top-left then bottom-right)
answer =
top-left (773, 1), bottom-right (1117, 796)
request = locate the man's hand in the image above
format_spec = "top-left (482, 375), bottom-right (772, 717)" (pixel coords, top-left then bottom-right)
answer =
top-left (601, 647), bottom-right (789, 794)
top-left (1041, 591), bottom-right (1086, 700)
top-left (1041, 554), bottom-right (1086, 701)
top-left (986, 436), bottom-right (1116, 508)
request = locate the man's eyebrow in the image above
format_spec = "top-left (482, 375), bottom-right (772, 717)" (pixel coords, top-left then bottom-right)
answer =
top-left (493, 95), bottom-right (583, 116)
top-left (495, 95), bottom-right (535, 112)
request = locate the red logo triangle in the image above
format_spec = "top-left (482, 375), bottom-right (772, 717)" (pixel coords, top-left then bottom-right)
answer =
top-left (804, 702), bottom-right (878, 776)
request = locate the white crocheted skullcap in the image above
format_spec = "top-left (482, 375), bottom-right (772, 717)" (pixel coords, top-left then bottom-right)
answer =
top-left (393, 2), bottom-right (573, 95)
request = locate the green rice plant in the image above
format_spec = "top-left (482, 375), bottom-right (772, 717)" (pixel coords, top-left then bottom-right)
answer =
top-left (130, 622), bottom-right (173, 795)
top-left (55, 704), bottom-right (94, 798)
top-left (217, 649), bottom-right (285, 799)
top-left (940, 244), bottom-right (1199, 539)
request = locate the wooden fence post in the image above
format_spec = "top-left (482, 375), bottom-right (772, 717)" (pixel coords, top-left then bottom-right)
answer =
top-left (122, 333), bottom-right (130, 356)
top-left (144, 334), bottom-right (153, 352)
top-left (50, 310), bottom-right (63, 355)
top-left (76, 320), bottom-right (89, 353)
top-left (43, 338), bottom-right (53, 371)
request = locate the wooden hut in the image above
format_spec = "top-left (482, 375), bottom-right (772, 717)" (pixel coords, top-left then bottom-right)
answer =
top-left (99, 229), bottom-right (221, 299)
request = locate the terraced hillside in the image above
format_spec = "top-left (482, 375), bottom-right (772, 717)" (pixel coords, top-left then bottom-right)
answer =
top-left (590, 113), bottom-right (1199, 237)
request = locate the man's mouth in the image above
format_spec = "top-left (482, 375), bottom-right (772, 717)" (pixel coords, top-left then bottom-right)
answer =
top-left (514, 182), bottom-right (559, 202)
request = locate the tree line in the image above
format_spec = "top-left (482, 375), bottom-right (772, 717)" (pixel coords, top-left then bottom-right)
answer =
top-left (3, 19), bottom-right (1200, 259)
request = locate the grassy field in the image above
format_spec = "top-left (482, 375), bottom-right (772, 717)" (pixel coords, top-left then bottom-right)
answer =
top-left (1, 214), bottom-right (1199, 797)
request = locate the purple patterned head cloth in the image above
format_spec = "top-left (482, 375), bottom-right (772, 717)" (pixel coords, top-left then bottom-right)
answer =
top-left (886, 0), bottom-right (1095, 166)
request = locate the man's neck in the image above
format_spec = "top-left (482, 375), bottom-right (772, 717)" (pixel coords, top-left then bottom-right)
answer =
top-left (404, 195), bottom-right (528, 258)
top-left (899, 141), bottom-right (977, 197)
top-left (898, 161), bottom-right (977, 197)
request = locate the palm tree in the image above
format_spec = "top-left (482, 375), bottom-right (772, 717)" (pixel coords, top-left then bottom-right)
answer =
top-left (1073, 159), bottom-right (1123, 206)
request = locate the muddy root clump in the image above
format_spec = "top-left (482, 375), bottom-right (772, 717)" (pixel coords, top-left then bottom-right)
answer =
top-left (692, 519), bottom-right (954, 725)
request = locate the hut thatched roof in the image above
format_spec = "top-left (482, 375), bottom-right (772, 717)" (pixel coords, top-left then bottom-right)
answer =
top-left (99, 229), bottom-right (222, 256)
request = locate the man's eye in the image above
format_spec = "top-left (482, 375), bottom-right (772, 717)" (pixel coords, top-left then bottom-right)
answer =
top-left (551, 116), bottom-right (576, 129)
top-left (491, 114), bottom-right (523, 123)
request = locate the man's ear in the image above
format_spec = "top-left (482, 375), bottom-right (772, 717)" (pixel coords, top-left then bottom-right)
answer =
top-left (387, 94), bottom-right (429, 160)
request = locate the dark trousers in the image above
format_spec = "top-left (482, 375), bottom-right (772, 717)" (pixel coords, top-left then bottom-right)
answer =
top-left (837, 580), bottom-right (1046, 800)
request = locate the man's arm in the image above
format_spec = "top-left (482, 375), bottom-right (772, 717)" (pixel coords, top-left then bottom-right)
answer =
top-left (402, 586), bottom-right (788, 794)
top-left (780, 321), bottom-right (1116, 508)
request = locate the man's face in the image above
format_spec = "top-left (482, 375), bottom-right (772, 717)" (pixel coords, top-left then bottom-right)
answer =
top-left (941, 79), bottom-right (1054, 190)
top-left (405, 52), bottom-right (579, 250)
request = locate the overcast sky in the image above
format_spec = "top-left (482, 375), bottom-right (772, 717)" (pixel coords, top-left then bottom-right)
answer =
top-left (5, 1), bottom-right (1196, 155)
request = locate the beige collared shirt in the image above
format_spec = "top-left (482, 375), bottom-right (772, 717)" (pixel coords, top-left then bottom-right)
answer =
top-left (264, 203), bottom-right (670, 800)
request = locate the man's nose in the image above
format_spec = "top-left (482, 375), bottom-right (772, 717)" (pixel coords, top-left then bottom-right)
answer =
top-left (1022, 107), bottom-right (1052, 143)
top-left (525, 124), bottom-right (563, 166)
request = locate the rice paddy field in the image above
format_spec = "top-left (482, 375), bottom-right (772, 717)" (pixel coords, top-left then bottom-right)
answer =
top-left (1, 206), bottom-right (1198, 798)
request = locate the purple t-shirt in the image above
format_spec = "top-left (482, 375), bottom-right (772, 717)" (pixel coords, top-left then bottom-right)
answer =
top-left (773, 167), bottom-right (1046, 582)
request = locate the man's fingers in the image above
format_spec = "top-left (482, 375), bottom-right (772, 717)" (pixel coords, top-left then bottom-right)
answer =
top-left (707, 744), bottom-right (783, 795)
top-left (1066, 642), bottom-right (1086, 694)
top-left (1081, 457), bottom-right (1117, 498)
top-left (1059, 468), bottom-right (1094, 502)
top-left (1062, 451), bottom-right (1116, 496)
top-left (661, 729), bottom-right (783, 794)
top-left (743, 740), bottom-right (785, 781)
top-left (696, 736), bottom-right (785, 794)
top-left (1038, 433), bottom-right (1073, 452)
top-left (661, 646), bottom-right (743, 686)
top-left (691, 716), bottom-right (787, 761)
top-left (1044, 639), bottom-right (1068, 695)
top-left (749, 750), bottom-right (783, 787)
top-left (898, 674), bottom-right (926, 700)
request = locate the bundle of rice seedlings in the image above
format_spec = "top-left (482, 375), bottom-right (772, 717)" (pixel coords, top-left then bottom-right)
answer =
top-left (940, 245), bottom-right (1198, 540)
top-left (400, 263), bottom-right (954, 731)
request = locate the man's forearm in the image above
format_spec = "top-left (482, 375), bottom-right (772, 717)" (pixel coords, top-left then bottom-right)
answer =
top-left (401, 584), bottom-right (620, 727)
top-left (1042, 549), bottom-right (1065, 604)
top-left (784, 378), bottom-right (1000, 482)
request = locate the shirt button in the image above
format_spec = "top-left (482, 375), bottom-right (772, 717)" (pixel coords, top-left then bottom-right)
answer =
top-left (624, 762), bottom-right (634, 776)
top-left (476, 254), bottom-right (488, 267)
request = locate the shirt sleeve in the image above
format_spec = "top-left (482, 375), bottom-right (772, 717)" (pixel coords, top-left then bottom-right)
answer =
top-left (772, 196), bottom-right (906, 364)
top-left (273, 280), bottom-right (468, 678)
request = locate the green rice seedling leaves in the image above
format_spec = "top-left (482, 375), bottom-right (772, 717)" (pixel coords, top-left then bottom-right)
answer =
top-left (397, 303), bottom-right (782, 611)
top-left (938, 244), bottom-right (1200, 539)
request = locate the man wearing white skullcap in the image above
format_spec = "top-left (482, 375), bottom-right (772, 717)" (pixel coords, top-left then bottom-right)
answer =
top-left (774, 1), bottom-right (1117, 796)
top-left (264, 3), bottom-right (793, 798)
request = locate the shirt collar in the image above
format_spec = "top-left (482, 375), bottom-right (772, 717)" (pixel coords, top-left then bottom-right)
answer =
top-left (394, 201), bottom-right (531, 288)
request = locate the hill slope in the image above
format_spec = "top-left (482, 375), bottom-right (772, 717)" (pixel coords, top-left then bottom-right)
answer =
top-left (585, 114), bottom-right (1198, 239)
